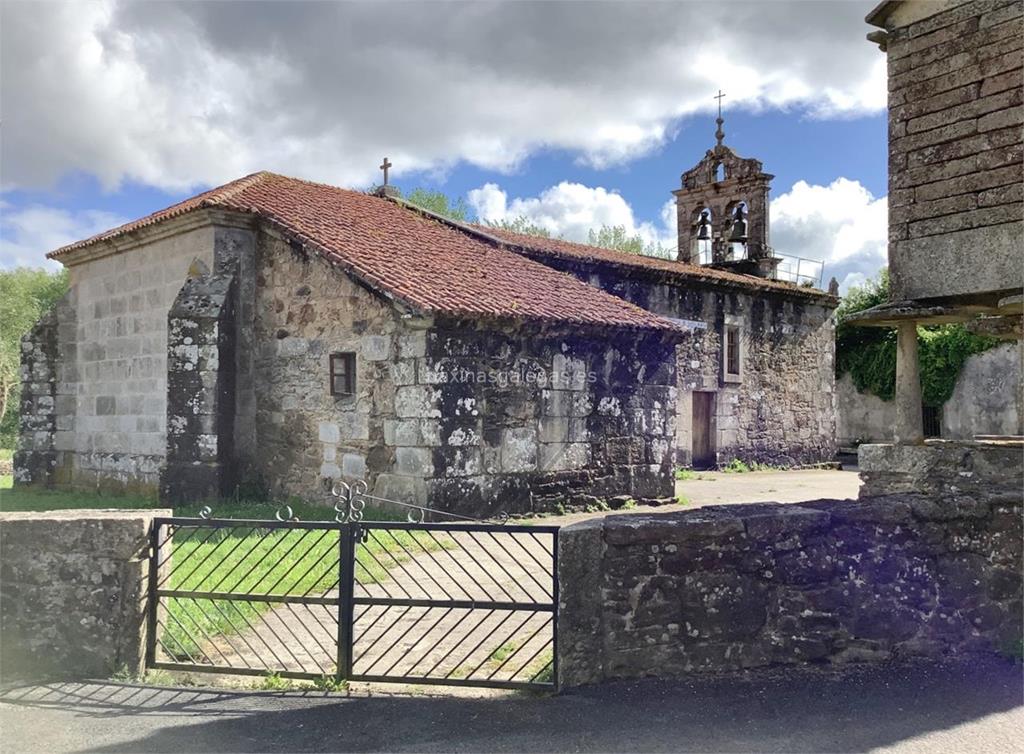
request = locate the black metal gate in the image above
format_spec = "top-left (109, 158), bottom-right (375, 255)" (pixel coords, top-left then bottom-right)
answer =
top-left (146, 486), bottom-right (558, 691)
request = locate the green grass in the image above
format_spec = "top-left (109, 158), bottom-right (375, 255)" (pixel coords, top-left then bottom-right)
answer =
top-left (0, 481), bottom-right (156, 510)
top-left (0, 448), bottom-right (13, 462)
top-left (0, 481), bottom-right (448, 665)
top-left (162, 520), bottom-right (449, 661)
top-left (488, 641), bottom-right (519, 663)
top-left (674, 468), bottom-right (716, 481)
top-left (719, 459), bottom-right (785, 474)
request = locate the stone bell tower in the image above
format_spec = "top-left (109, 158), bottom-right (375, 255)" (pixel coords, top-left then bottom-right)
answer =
top-left (673, 95), bottom-right (778, 278)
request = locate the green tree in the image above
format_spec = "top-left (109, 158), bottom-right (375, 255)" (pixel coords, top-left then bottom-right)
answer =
top-left (0, 267), bottom-right (69, 447)
top-left (483, 216), bottom-right (553, 238)
top-left (586, 224), bottom-right (668, 257)
top-left (403, 188), bottom-right (470, 222)
top-left (835, 268), bottom-right (998, 405)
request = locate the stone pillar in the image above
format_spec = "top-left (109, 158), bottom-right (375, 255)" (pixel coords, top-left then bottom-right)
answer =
top-left (13, 311), bottom-right (59, 487)
top-left (0, 509), bottom-right (170, 681)
top-left (894, 321), bottom-right (923, 444)
top-left (161, 259), bottom-right (238, 503)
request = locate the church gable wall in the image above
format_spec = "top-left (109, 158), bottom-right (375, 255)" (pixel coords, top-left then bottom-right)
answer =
top-left (16, 223), bottom-right (220, 495)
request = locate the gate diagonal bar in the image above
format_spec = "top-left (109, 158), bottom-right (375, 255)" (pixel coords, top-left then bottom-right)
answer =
top-left (147, 517), bottom-right (558, 691)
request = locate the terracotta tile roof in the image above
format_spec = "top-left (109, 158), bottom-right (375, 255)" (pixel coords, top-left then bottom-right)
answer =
top-left (474, 225), bottom-right (835, 300)
top-left (48, 172), bottom-right (679, 332)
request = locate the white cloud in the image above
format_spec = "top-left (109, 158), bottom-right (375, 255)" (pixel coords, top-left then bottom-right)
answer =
top-left (470, 176), bottom-right (887, 292)
top-left (769, 178), bottom-right (887, 292)
top-left (469, 182), bottom-right (676, 251)
top-left (1, 1), bottom-right (886, 193)
top-left (0, 205), bottom-right (126, 269)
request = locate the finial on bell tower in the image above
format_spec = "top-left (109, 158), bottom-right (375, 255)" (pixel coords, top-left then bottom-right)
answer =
top-left (714, 90), bottom-right (726, 147)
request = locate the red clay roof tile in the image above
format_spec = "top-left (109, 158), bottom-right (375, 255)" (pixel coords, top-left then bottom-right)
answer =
top-left (48, 172), bottom-right (680, 332)
top-left (474, 225), bottom-right (834, 300)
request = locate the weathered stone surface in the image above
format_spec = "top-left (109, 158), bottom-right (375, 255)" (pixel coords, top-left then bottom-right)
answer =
top-left (559, 488), bottom-right (1023, 687)
top-left (0, 510), bottom-right (170, 682)
top-left (536, 254), bottom-right (837, 469)
top-left (858, 441), bottom-right (1024, 500)
top-left (878, 0), bottom-right (1023, 302)
top-left (15, 220), bottom-right (225, 496)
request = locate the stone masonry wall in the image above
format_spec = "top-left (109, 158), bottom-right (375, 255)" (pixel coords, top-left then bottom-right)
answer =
top-left (858, 440), bottom-right (1024, 500)
top-left (0, 509), bottom-right (170, 681)
top-left (251, 229), bottom-right (680, 515)
top-left (533, 256), bottom-right (837, 468)
top-left (418, 317), bottom-right (679, 517)
top-left (558, 486), bottom-right (1022, 687)
top-left (250, 230), bottom-right (410, 503)
top-left (161, 259), bottom-right (238, 503)
top-left (884, 0), bottom-right (1023, 303)
top-left (837, 343), bottom-right (1023, 445)
top-left (16, 223), bottom-right (220, 495)
top-left (13, 306), bottom-right (62, 486)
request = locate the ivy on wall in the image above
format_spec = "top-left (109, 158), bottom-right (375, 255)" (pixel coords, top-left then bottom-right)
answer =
top-left (835, 269), bottom-right (1000, 406)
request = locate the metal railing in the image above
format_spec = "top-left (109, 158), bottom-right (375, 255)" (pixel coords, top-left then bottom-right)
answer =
top-left (145, 485), bottom-right (557, 691)
top-left (692, 242), bottom-right (825, 288)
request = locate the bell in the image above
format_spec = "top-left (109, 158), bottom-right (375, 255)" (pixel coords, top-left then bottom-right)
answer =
top-left (728, 205), bottom-right (748, 243)
top-left (696, 210), bottom-right (711, 241)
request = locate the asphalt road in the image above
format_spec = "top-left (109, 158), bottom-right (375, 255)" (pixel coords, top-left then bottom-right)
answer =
top-left (1, 656), bottom-right (1021, 753)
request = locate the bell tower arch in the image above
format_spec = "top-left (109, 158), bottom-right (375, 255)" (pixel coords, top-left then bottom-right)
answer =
top-left (673, 100), bottom-right (778, 278)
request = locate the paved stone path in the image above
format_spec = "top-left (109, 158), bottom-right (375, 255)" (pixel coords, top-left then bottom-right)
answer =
top-left (164, 526), bottom-right (556, 686)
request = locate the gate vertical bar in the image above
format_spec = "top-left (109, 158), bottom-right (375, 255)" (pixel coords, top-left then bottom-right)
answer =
top-left (337, 523), bottom-right (356, 680)
top-left (144, 520), bottom-right (162, 669)
top-left (552, 527), bottom-right (560, 692)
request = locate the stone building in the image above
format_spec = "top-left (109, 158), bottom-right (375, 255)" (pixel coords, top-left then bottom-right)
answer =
top-left (17, 133), bottom-right (838, 513)
top-left (853, 0), bottom-right (1022, 443)
top-left (853, 0), bottom-right (1022, 493)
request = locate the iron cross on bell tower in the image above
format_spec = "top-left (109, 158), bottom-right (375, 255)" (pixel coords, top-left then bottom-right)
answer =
top-left (714, 90), bottom-right (726, 147)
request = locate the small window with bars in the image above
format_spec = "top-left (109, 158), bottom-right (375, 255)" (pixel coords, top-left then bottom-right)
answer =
top-left (725, 326), bottom-right (741, 378)
top-left (330, 353), bottom-right (357, 397)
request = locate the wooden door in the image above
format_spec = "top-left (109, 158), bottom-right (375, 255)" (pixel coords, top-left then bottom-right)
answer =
top-left (692, 391), bottom-right (715, 469)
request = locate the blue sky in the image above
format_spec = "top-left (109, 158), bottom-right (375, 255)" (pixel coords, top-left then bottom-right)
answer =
top-left (1, 1), bottom-right (891, 291)
top-left (3, 108), bottom-right (887, 227)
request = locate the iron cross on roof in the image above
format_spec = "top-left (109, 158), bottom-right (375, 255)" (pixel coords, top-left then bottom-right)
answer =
top-left (714, 89), bottom-right (726, 118)
top-left (379, 157), bottom-right (392, 186)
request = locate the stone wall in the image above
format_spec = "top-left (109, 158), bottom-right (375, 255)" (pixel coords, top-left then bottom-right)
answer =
top-left (558, 489), bottom-right (1022, 688)
top-left (0, 509), bottom-right (169, 681)
top-left (249, 229), bottom-right (409, 503)
top-left (858, 440), bottom-right (1023, 500)
top-left (942, 341), bottom-right (1023, 439)
top-left (13, 307), bottom-right (62, 486)
top-left (835, 373), bottom-right (898, 446)
top-left (883, 0), bottom-right (1023, 304)
top-left (250, 229), bottom-right (680, 515)
top-left (535, 256), bottom-right (837, 468)
top-left (419, 317), bottom-right (679, 516)
top-left (161, 259), bottom-right (238, 503)
top-left (837, 343), bottom-right (1023, 445)
top-left (14, 212), bottom-right (256, 497)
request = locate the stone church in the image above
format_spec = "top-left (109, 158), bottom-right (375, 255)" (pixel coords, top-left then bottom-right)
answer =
top-left (16, 126), bottom-right (838, 515)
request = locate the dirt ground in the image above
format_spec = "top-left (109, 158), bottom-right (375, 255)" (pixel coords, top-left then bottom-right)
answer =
top-left (539, 468), bottom-right (862, 527)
